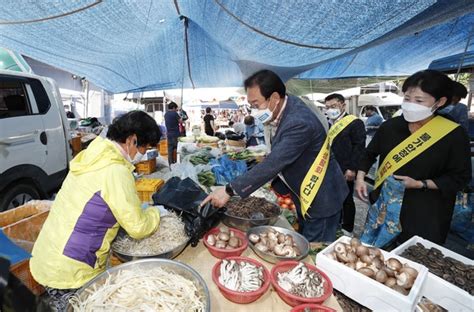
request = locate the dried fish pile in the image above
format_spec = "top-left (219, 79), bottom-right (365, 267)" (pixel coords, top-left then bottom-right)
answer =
top-left (400, 243), bottom-right (473, 295)
top-left (225, 197), bottom-right (279, 219)
top-left (277, 262), bottom-right (326, 298)
top-left (112, 212), bottom-right (188, 256)
top-left (219, 260), bottom-right (264, 292)
top-left (69, 267), bottom-right (206, 311)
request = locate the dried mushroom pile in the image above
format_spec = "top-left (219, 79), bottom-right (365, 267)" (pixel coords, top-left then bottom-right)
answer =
top-left (400, 243), bottom-right (473, 295)
top-left (219, 260), bottom-right (264, 292)
top-left (277, 262), bottom-right (326, 298)
top-left (327, 238), bottom-right (419, 295)
top-left (249, 228), bottom-right (301, 257)
top-left (206, 226), bottom-right (243, 250)
top-left (225, 197), bottom-right (279, 219)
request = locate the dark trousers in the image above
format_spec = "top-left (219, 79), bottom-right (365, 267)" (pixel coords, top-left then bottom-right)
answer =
top-left (167, 136), bottom-right (178, 166)
top-left (341, 180), bottom-right (356, 232)
top-left (297, 210), bottom-right (341, 242)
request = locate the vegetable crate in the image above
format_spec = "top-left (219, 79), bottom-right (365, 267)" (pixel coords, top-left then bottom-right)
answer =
top-left (135, 178), bottom-right (164, 203)
top-left (159, 139), bottom-right (168, 156)
top-left (0, 200), bottom-right (52, 296)
top-left (135, 158), bottom-right (157, 174)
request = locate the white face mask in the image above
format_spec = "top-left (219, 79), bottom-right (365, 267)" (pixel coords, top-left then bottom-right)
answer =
top-left (131, 151), bottom-right (144, 164)
top-left (402, 101), bottom-right (437, 122)
top-left (254, 108), bottom-right (273, 124)
top-left (326, 108), bottom-right (341, 120)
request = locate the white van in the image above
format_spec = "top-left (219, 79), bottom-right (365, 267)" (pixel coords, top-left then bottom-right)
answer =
top-left (0, 70), bottom-right (72, 211)
top-left (358, 92), bottom-right (403, 122)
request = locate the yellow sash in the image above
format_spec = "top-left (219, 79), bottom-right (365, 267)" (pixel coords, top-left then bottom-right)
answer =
top-left (300, 115), bottom-right (357, 216)
top-left (374, 115), bottom-right (459, 189)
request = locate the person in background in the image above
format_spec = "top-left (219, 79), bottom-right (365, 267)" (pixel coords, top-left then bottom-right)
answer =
top-left (30, 111), bottom-right (162, 311)
top-left (325, 93), bottom-right (366, 236)
top-left (164, 102), bottom-right (181, 165)
top-left (243, 115), bottom-right (265, 146)
top-left (64, 105), bottom-right (75, 118)
top-left (438, 80), bottom-right (469, 131)
top-left (355, 70), bottom-right (471, 245)
top-left (202, 70), bottom-right (348, 242)
top-left (364, 105), bottom-right (384, 137)
top-left (178, 108), bottom-right (189, 137)
top-left (203, 107), bottom-right (216, 136)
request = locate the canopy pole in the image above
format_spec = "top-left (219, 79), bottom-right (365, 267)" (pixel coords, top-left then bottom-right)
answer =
top-left (180, 16), bottom-right (195, 89)
top-left (455, 25), bottom-right (474, 81)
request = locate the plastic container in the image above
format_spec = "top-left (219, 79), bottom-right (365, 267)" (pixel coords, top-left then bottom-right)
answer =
top-left (392, 236), bottom-right (473, 312)
top-left (270, 261), bottom-right (333, 307)
top-left (316, 236), bottom-right (428, 312)
top-left (203, 227), bottom-right (248, 259)
top-left (290, 303), bottom-right (336, 312)
top-left (135, 158), bottom-right (157, 174)
top-left (135, 178), bottom-right (164, 203)
top-left (1, 200), bottom-right (52, 296)
top-left (212, 256), bottom-right (270, 304)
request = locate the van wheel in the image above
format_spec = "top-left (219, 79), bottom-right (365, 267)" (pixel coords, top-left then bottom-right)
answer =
top-left (0, 183), bottom-right (41, 212)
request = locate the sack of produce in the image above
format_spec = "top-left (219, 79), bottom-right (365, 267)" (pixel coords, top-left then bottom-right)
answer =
top-left (152, 177), bottom-right (223, 246)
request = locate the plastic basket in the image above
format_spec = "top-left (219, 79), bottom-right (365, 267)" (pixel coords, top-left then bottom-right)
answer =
top-left (135, 178), bottom-right (164, 203)
top-left (135, 158), bottom-right (157, 174)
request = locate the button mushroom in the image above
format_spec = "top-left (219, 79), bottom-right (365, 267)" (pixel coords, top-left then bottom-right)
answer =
top-left (386, 258), bottom-right (402, 271)
top-left (356, 245), bottom-right (369, 257)
top-left (375, 269), bottom-right (388, 283)
top-left (248, 233), bottom-right (260, 244)
top-left (357, 267), bottom-right (375, 279)
top-left (396, 271), bottom-right (415, 289)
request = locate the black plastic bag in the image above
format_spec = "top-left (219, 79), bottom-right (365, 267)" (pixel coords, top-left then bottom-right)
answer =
top-left (152, 177), bottom-right (224, 246)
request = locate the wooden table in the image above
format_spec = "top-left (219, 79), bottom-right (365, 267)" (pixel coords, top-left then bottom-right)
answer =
top-left (174, 217), bottom-right (343, 312)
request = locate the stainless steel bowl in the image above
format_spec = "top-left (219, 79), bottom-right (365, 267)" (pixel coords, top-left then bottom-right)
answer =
top-left (111, 229), bottom-right (190, 262)
top-left (222, 204), bottom-right (281, 232)
top-left (67, 258), bottom-right (210, 311)
top-left (247, 226), bottom-right (310, 264)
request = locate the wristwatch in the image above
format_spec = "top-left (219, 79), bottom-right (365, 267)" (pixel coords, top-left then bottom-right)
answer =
top-left (225, 184), bottom-right (235, 197)
top-left (421, 180), bottom-right (428, 191)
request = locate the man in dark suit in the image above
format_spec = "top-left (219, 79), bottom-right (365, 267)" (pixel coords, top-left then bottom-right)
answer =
top-left (203, 70), bottom-right (348, 242)
top-left (325, 93), bottom-right (366, 236)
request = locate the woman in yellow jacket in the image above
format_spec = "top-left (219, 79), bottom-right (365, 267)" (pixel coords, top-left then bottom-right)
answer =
top-left (30, 111), bottom-right (162, 311)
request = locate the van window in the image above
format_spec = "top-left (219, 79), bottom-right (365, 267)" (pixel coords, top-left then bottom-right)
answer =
top-left (0, 80), bottom-right (30, 119)
top-left (379, 106), bottom-right (400, 120)
top-left (28, 78), bottom-right (51, 114)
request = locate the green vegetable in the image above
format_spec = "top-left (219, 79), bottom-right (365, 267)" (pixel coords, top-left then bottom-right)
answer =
top-left (198, 171), bottom-right (216, 187)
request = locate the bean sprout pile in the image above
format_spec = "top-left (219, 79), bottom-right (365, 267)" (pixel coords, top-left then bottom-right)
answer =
top-left (69, 267), bottom-right (206, 311)
top-left (112, 212), bottom-right (188, 256)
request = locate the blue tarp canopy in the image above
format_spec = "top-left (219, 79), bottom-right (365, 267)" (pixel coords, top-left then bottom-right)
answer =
top-left (428, 51), bottom-right (474, 73)
top-left (0, 0), bottom-right (473, 93)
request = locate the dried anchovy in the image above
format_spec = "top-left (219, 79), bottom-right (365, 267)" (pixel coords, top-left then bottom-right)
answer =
top-left (277, 262), bottom-right (325, 298)
top-left (400, 243), bottom-right (474, 295)
top-left (225, 197), bottom-right (279, 218)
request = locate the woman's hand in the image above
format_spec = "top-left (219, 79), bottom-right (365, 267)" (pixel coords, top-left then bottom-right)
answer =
top-left (201, 187), bottom-right (230, 208)
top-left (355, 171), bottom-right (368, 202)
top-left (393, 175), bottom-right (422, 189)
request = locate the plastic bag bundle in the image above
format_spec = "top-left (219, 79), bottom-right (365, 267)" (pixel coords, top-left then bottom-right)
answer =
top-left (210, 154), bottom-right (247, 185)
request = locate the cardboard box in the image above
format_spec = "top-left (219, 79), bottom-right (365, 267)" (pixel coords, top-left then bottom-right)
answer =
top-left (316, 236), bottom-right (428, 312)
top-left (392, 236), bottom-right (473, 312)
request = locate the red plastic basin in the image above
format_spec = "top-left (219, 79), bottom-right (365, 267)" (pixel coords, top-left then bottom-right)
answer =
top-left (270, 261), bottom-right (333, 307)
top-left (203, 227), bottom-right (248, 259)
top-left (212, 256), bottom-right (271, 304)
top-left (290, 303), bottom-right (336, 312)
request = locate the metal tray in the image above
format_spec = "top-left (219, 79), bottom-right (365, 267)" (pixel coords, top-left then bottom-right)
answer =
top-left (247, 226), bottom-right (309, 264)
top-left (67, 258), bottom-right (210, 311)
top-left (111, 228), bottom-right (190, 262)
